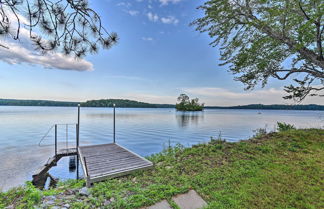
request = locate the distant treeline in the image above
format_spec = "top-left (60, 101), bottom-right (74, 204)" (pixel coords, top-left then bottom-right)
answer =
top-left (0, 99), bottom-right (323, 111)
top-left (0, 99), bottom-right (78, 106)
top-left (81, 99), bottom-right (174, 108)
top-left (0, 98), bottom-right (174, 108)
top-left (206, 104), bottom-right (324, 111)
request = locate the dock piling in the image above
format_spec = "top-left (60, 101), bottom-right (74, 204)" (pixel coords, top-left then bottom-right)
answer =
top-left (113, 104), bottom-right (116, 143)
top-left (54, 124), bottom-right (57, 160)
top-left (77, 104), bottom-right (80, 149)
top-left (76, 104), bottom-right (80, 179)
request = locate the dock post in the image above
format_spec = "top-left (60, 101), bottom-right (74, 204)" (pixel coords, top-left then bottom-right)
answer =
top-left (76, 123), bottom-right (79, 179)
top-left (77, 104), bottom-right (80, 149)
top-left (76, 104), bottom-right (80, 179)
top-left (54, 124), bottom-right (57, 160)
top-left (76, 151), bottom-right (79, 179)
top-left (113, 104), bottom-right (116, 143)
top-left (83, 156), bottom-right (91, 187)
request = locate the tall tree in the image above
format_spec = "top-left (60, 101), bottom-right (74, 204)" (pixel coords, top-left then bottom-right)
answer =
top-left (177, 93), bottom-right (190, 104)
top-left (176, 94), bottom-right (204, 111)
top-left (193, 0), bottom-right (324, 101)
top-left (0, 0), bottom-right (118, 57)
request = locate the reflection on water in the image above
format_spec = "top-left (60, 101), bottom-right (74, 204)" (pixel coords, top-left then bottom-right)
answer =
top-left (85, 113), bottom-right (142, 119)
top-left (176, 112), bottom-right (204, 127)
top-left (69, 156), bottom-right (76, 172)
top-left (0, 106), bottom-right (323, 191)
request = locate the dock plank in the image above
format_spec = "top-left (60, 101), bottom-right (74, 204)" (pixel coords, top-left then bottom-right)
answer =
top-left (88, 160), bottom-right (150, 174)
top-left (91, 164), bottom-right (153, 179)
top-left (89, 163), bottom-right (151, 177)
top-left (87, 156), bottom-right (143, 168)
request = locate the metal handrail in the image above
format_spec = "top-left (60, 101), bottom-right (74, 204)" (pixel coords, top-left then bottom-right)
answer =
top-left (38, 123), bottom-right (77, 147)
top-left (38, 125), bottom-right (55, 146)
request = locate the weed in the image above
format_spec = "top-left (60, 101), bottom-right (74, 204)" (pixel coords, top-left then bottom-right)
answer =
top-left (277, 122), bottom-right (296, 132)
top-left (253, 127), bottom-right (267, 138)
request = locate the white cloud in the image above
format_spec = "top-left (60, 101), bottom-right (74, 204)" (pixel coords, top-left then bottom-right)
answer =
top-left (142, 37), bottom-right (154, 41)
top-left (146, 12), bottom-right (179, 25)
top-left (117, 2), bottom-right (132, 8)
top-left (182, 87), bottom-right (324, 106)
top-left (0, 41), bottom-right (93, 71)
top-left (161, 16), bottom-right (179, 25)
top-left (127, 10), bottom-right (139, 16)
top-left (147, 12), bottom-right (159, 22)
top-left (0, 10), bottom-right (93, 71)
top-left (124, 93), bottom-right (176, 104)
top-left (184, 87), bottom-right (283, 98)
top-left (159, 0), bottom-right (182, 6)
top-left (0, 29), bottom-right (93, 71)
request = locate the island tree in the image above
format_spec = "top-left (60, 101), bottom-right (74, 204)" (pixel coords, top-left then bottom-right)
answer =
top-left (193, 0), bottom-right (324, 101)
top-left (0, 0), bottom-right (118, 57)
top-left (176, 94), bottom-right (204, 111)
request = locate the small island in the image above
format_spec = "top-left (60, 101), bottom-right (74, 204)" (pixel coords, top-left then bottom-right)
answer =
top-left (175, 94), bottom-right (204, 111)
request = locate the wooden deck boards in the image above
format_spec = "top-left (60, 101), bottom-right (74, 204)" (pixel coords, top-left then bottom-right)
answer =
top-left (78, 143), bottom-right (153, 187)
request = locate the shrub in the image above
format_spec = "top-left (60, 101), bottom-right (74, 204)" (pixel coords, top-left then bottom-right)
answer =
top-left (253, 128), bottom-right (267, 138)
top-left (277, 122), bottom-right (296, 132)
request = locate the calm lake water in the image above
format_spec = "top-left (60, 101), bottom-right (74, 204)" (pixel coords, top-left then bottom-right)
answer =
top-left (0, 106), bottom-right (323, 191)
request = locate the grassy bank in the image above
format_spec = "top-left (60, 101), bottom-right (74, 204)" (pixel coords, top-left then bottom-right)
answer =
top-left (1, 129), bottom-right (323, 208)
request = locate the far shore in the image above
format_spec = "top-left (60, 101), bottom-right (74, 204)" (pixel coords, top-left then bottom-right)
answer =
top-left (0, 98), bottom-right (323, 111)
top-left (0, 105), bottom-right (323, 111)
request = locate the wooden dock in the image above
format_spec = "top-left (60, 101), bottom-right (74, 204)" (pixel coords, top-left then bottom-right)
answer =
top-left (33, 105), bottom-right (154, 188)
top-left (79, 143), bottom-right (153, 187)
top-left (33, 144), bottom-right (153, 188)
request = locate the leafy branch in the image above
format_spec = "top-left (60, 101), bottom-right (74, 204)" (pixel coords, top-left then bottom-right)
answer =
top-left (0, 0), bottom-right (118, 57)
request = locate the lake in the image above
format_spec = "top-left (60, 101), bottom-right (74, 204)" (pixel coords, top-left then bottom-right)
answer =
top-left (0, 106), bottom-right (323, 191)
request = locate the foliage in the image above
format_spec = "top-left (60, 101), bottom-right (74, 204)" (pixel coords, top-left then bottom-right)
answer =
top-left (81, 99), bottom-right (174, 108)
top-left (0, 182), bottom-right (42, 209)
top-left (277, 122), bottom-right (296, 132)
top-left (252, 128), bottom-right (268, 138)
top-left (0, 98), bottom-right (175, 108)
top-left (175, 94), bottom-right (204, 111)
top-left (193, 0), bottom-right (324, 101)
top-left (0, 98), bottom-right (78, 107)
top-left (56, 179), bottom-right (85, 189)
top-left (1, 129), bottom-right (323, 208)
top-left (0, 0), bottom-right (117, 57)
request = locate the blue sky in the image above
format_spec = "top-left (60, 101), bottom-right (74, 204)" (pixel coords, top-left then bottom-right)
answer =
top-left (0, 0), bottom-right (322, 105)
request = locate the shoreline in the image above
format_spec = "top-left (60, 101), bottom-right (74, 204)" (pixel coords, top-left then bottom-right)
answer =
top-left (0, 105), bottom-right (324, 111)
top-left (1, 128), bottom-right (323, 208)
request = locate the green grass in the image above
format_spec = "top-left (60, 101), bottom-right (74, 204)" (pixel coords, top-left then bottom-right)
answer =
top-left (0, 129), bottom-right (323, 208)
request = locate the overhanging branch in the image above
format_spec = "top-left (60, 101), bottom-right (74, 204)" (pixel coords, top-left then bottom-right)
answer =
top-left (0, 42), bottom-right (9, 49)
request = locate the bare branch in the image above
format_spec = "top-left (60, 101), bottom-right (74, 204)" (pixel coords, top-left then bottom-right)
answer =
top-left (0, 42), bottom-right (9, 49)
